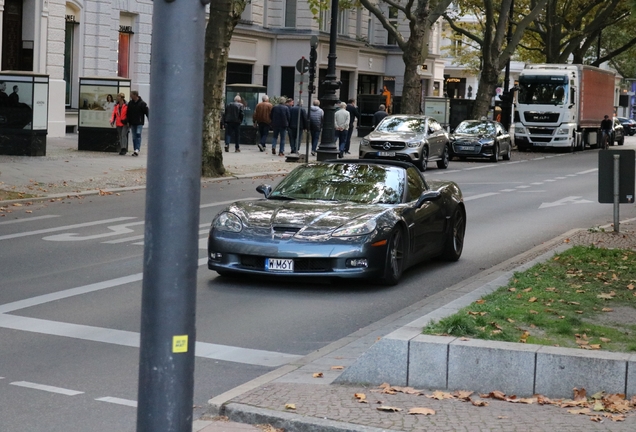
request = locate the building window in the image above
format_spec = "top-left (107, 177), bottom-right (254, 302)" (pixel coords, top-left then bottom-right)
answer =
top-left (387, 7), bottom-right (398, 45)
top-left (320, 5), bottom-right (330, 32)
top-left (226, 62), bottom-right (253, 84)
top-left (337, 9), bottom-right (348, 36)
top-left (450, 31), bottom-right (463, 57)
top-left (285, 0), bottom-right (296, 28)
top-left (355, 8), bottom-right (363, 39)
top-left (262, 65), bottom-right (269, 89)
top-left (281, 66), bottom-right (295, 100)
top-left (367, 18), bottom-right (373, 43)
top-left (64, 19), bottom-right (77, 106)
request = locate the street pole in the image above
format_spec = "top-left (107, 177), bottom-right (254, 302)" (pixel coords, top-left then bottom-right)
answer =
top-left (316, 0), bottom-right (342, 161)
top-left (306, 36), bottom-right (318, 159)
top-left (136, 0), bottom-right (205, 431)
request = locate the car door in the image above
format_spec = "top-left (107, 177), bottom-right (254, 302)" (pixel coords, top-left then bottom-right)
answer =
top-left (426, 118), bottom-right (443, 158)
top-left (404, 167), bottom-right (444, 258)
top-left (496, 122), bottom-right (510, 153)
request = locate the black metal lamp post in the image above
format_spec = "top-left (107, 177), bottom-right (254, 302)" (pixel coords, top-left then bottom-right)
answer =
top-left (500, 0), bottom-right (514, 131)
top-left (316, 0), bottom-right (342, 161)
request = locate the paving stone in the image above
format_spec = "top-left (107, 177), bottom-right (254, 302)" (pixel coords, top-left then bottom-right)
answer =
top-left (408, 335), bottom-right (455, 389)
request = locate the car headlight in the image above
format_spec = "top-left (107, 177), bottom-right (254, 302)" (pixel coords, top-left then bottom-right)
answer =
top-left (361, 138), bottom-right (370, 146)
top-left (556, 127), bottom-right (569, 135)
top-left (407, 140), bottom-right (423, 148)
top-left (515, 126), bottom-right (527, 134)
top-left (213, 212), bottom-right (243, 233)
top-left (332, 218), bottom-right (377, 237)
top-left (480, 139), bottom-right (495, 147)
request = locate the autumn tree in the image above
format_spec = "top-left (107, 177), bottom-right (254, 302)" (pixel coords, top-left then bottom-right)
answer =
top-left (518, 0), bottom-right (636, 67)
top-left (202, 0), bottom-right (247, 177)
top-left (353, 0), bottom-right (453, 114)
top-left (443, 0), bottom-right (548, 119)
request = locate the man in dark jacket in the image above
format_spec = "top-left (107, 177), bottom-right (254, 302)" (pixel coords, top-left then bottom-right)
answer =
top-left (345, 99), bottom-right (361, 154)
top-left (288, 100), bottom-right (308, 154)
top-left (270, 98), bottom-right (290, 156)
top-left (223, 95), bottom-right (245, 152)
top-left (373, 104), bottom-right (388, 128)
top-left (127, 90), bottom-right (149, 156)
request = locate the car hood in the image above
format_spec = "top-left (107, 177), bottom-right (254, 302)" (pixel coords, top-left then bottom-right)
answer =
top-left (366, 131), bottom-right (424, 142)
top-left (224, 199), bottom-right (388, 233)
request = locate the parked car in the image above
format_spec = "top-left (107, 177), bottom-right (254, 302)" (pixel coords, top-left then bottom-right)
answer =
top-left (617, 117), bottom-right (636, 136)
top-left (358, 115), bottom-right (451, 171)
top-left (612, 117), bottom-right (625, 146)
top-left (449, 119), bottom-right (512, 162)
top-left (208, 160), bottom-right (466, 285)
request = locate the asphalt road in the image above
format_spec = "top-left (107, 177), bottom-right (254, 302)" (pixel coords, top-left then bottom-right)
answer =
top-left (1, 138), bottom-right (636, 431)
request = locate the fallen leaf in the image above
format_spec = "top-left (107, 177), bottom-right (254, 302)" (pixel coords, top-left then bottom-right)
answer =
top-left (453, 390), bottom-right (473, 401)
top-left (627, 284), bottom-right (635, 290)
top-left (576, 290), bottom-right (586, 293)
top-left (475, 299), bottom-right (486, 304)
top-left (25, 210), bottom-right (33, 213)
top-left (408, 407), bottom-right (435, 416)
top-left (545, 287), bottom-right (556, 292)
top-left (331, 366), bottom-right (344, 370)
top-left (312, 372), bottom-right (323, 378)
top-left (522, 287), bottom-right (533, 292)
top-left (354, 393), bottom-right (366, 401)
top-left (597, 293), bottom-right (615, 300)
top-left (12, 203), bottom-right (22, 207)
top-left (602, 308), bottom-right (614, 312)
top-left (600, 337), bottom-right (611, 343)
top-left (497, 415), bottom-right (508, 419)
top-left (485, 391), bottom-right (507, 400)
top-left (528, 297), bottom-right (537, 303)
top-left (376, 406), bottom-right (402, 412)
top-left (285, 403), bottom-right (296, 410)
top-left (508, 288), bottom-right (516, 292)
top-left (519, 331), bottom-right (530, 343)
top-left (568, 301), bottom-right (580, 305)
top-left (589, 344), bottom-right (601, 350)
top-left (426, 391), bottom-right (454, 400)
top-left (471, 398), bottom-right (488, 407)
top-left (529, 310), bottom-right (539, 314)
top-left (459, 337), bottom-right (470, 341)
top-left (506, 318), bottom-right (515, 323)
top-left (491, 329), bottom-right (502, 335)
top-left (573, 388), bottom-right (587, 402)
top-left (589, 415), bottom-right (603, 422)
top-left (593, 400), bottom-right (605, 411)
top-left (567, 408), bottom-right (591, 415)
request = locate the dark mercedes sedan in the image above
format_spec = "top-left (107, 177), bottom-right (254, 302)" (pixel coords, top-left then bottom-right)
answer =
top-left (208, 160), bottom-right (465, 285)
top-left (450, 119), bottom-right (511, 162)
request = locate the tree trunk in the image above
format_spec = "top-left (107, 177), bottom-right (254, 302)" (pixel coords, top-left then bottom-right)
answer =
top-left (472, 64), bottom-right (499, 119)
top-left (401, 32), bottom-right (426, 114)
top-left (202, 0), bottom-right (246, 177)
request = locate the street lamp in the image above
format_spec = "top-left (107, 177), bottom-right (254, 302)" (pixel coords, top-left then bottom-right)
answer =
top-left (500, 0), bottom-right (514, 131)
top-left (316, 0), bottom-right (342, 161)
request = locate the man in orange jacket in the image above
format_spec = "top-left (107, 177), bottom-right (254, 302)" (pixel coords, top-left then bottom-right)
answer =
top-left (110, 92), bottom-right (129, 155)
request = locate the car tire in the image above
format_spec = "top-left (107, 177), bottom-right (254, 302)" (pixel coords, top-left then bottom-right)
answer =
top-left (382, 227), bottom-right (406, 286)
top-left (436, 144), bottom-right (450, 169)
top-left (439, 206), bottom-right (466, 261)
top-left (502, 143), bottom-right (511, 160)
top-left (415, 146), bottom-right (428, 171)
top-left (490, 143), bottom-right (499, 162)
top-left (618, 136), bottom-right (625, 146)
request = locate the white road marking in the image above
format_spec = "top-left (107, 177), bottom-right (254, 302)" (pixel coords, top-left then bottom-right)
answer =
top-left (0, 217), bottom-right (137, 241)
top-left (10, 381), bottom-right (83, 396)
top-left (544, 179), bottom-right (556, 182)
top-left (499, 189), bottom-right (516, 192)
top-left (516, 185), bottom-right (531, 189)
top-left (539, 196), bottom-right (594, 209)
top-left (95, 397), bottom-right (138, 407)
top-left (0, 215), bottom-right (60, 225)
top-left (200, 198), bottom-right (258, 209)
top-left (531, 182), bottom-right (544, 185)
top-left (103, 223), bottom-right (209, 244)
top-left (464, 192), bottom-right (499, 201)
top-left (555, 177), bottom-right (567, 180)
top-left (0, 314), bottom-right (301, 367)
top-left (576, 168), bottom-right (598, 175)
top-left (43, 221), bottom-right (145, 242)
top-left (506, 160), bottom-right (527, 164)
top-left (464, 165), bottom-right (493, 170)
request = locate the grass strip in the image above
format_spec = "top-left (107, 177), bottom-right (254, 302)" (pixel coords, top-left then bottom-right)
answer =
top-left (423, 245), bottom-right (636, 352)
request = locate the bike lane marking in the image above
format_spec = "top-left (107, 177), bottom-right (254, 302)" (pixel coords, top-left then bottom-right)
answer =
top-left (0, 217), bottom-right (137, 241)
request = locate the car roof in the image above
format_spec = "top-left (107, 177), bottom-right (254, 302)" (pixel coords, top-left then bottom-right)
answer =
top-left (324, 158), bottom-right (416, 170)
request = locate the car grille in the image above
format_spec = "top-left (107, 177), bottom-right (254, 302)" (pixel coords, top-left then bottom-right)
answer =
top-left (452, 141), bottom-right (481, 154)
top-left (239, 255), bottom-right (332, 272)
top-left (530, 137), bottom-right (552, 143)
top-left (523, 112), bottom-right (560, 123)
top-left (528, 127), bottom-right (555, 135)
top-left (369, 141), bottom-right (406, 150)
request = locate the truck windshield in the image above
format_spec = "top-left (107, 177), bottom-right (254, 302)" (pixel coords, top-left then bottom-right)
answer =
top-left (518, 76), bottom-right (568, 105)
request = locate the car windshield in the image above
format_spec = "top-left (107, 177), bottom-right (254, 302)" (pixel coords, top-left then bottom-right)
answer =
top-left (518, 75), bottom-right (568, 105)
top-left (269, 163), bottom-right (405, 204)
top-left (454, 121), bottom-right (495, 135)
top-left (375, 117), bottom-right (427, 133)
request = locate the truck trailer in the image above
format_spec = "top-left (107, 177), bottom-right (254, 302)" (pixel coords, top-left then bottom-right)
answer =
top-left (514, 64), bottom-right (616, 151)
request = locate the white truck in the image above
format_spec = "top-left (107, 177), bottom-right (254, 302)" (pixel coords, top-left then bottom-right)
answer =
top-left (514, 64), bottom-right (616, 151)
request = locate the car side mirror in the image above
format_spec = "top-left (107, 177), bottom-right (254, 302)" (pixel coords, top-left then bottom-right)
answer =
top-left (417, 190), bottom-right (441, 207)
top-left (256, 184), bottom-right (272, 198)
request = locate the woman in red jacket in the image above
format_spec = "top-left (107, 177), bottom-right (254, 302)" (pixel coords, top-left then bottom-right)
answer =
top-left (110, 93), bottom-right (129, 155)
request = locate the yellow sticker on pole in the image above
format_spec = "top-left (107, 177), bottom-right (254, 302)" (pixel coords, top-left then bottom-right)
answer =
top-left (172, 335), bottom-right (188, 353)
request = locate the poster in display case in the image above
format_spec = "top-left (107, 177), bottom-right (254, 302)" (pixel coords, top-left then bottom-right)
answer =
top-left (78, 77), bottom-right (130, 151)
top-left (0, 72), bottom-right (49, 156)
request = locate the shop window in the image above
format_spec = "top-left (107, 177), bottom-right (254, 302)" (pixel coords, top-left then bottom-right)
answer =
top-left (118, 20), bottom-right (134, 78)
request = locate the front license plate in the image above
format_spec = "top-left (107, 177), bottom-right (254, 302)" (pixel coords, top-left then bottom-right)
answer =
top-left (457, 146), bottom-right (474, 151)
top-left (378, 151), bottom-right (396, 157)
top-left (533, 142), bottom-right (547, 146)
top-left (265, 258), bottom-right (294, 272)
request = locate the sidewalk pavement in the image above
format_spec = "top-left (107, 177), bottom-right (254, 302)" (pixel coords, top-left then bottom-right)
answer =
top-left (3, 135), bottom-right (635, 431)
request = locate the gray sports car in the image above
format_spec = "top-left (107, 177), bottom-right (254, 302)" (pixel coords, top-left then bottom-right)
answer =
top-left (208, 160), bottom-right (466, 285)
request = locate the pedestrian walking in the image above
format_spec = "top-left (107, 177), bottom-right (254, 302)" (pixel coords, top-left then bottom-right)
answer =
top-left (334, 102), bottom-right (350, 158)
top-left (126, 90), bottom-right (149, 156)
top-left (373, 104), bottom-right (388, 128)
top-left (270, 98), bottom-right (290, 156)
top-left (289, 100), bottom-right (308, 154)
top-left (345, 98), bottom-right (361, 154)
top-left (223, 95), bottom-right (244, 152)
top-left (110, 92), bottom-right (129, 155)
top-left (253, 95), bottom-right (273, 152)
top-left (308, 99), bottom-right (324, 156)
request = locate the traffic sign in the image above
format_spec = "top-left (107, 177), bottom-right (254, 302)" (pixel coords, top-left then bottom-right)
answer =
top-left (296, 57), bottom-right (309, 74)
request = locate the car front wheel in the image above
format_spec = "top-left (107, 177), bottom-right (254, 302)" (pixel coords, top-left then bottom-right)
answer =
top-left (415, 146), bottom-right (428, 171)
top-left (382, 227), bottom-right (405, 285)
top-left (436, 144), bottom-right (450, 169)
top-left (502, 143), bottom-right (511, 160)
top-left (490, 143), bottom-right (499, 162)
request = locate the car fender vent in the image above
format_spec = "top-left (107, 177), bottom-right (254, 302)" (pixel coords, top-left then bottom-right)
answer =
top-left (273, 226), bottom-right (301, 233)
